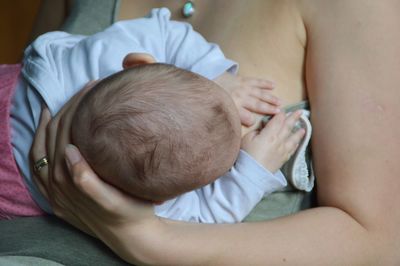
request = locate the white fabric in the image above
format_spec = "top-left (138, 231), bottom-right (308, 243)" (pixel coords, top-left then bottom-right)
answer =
top-left (155, 150), bottom-right (287, 223)
top-left (289, 111), bottom-right (314, 192)
top-left (10, 8), bottom-right (287, 222)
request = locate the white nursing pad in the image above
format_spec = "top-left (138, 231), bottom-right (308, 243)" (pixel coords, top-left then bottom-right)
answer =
top-left (289, 110), bottom-right (314, 192)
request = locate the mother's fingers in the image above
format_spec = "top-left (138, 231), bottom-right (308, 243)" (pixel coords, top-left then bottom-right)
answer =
top-left (65, 145), bottom-right (128, 212)
top-left (30, 108), bottom-right (51, 162)
top-left (30, 108), bottom-right (51, 199)
top-left (56, 83), bottom-right (95, 154)
top-left (47, 81), bottom-right (95, 171)
top-left (46, 81), bottom-right (97, 200)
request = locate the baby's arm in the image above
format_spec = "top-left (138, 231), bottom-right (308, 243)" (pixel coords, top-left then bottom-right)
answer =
top-left (155, 150), bottom-right (287, 223)
top-left (155, 111), bottom-right (305, 223)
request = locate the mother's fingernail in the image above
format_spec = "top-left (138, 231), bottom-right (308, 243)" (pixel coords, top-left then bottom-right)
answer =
top-left (65, 144), bottom-right (81, 167)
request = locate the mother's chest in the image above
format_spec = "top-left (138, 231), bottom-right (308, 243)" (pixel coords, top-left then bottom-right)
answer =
top-left (190, 1), bottom-right (306, 78)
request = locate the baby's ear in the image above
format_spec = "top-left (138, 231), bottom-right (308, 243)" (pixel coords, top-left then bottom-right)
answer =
top-left (122, 53), bottom-right (156, 69)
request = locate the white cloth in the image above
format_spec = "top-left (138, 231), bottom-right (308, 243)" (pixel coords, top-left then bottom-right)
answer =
top-left (10, 8), bottom-right (287, 222)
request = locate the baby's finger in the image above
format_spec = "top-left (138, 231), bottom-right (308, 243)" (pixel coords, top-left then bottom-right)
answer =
top-left (243, 97), bottom-right (281, 115)
top-left (241, 129), bottom-right (259, 149)
top-left (243, 77), bottom-right (275, 89)
top-left (239, 107), bottom-right (256, 126)
top-left (280, 110), bottom-right (303, 138)
top-left (286, 128), bottom-right (306, 155)
top-left (250, 88), bottom-right (282, 106)
top-left (259, 112), bottom-right (286, 136)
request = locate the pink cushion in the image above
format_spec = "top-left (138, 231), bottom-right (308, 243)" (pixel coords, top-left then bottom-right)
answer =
top-left (0, 64), bottom-right (44, 219)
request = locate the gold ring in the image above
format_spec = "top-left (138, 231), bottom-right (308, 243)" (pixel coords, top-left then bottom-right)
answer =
top-left (34, 156), bottom-right (49, 173)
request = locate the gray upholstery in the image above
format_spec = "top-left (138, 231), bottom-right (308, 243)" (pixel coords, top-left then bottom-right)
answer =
top-left (0, 216), bottom-right (130, 265)
top-left (60, 0), bottom-right (120, 35)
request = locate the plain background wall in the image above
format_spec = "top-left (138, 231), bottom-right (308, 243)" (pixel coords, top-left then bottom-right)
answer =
top-left (0, 0), bottom-right (42, 64)
top-left (0, 0), bottom-right (71, 64)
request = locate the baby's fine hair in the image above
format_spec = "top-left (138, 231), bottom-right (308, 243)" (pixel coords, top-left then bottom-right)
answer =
top-left (72, 64), bottom-right (240, 202)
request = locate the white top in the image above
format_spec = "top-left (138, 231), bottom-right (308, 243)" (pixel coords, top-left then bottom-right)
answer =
top-left (10, 8), bottom-right (287, 222)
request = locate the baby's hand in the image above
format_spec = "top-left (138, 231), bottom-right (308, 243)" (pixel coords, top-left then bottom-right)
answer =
top-left (214, 73), bottom-right (281, 126)
top-left (241, 110), bottom-right (305, 173)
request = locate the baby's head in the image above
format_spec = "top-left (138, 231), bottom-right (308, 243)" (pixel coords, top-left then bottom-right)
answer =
top-left (72, 63), bottom-right (241, 202)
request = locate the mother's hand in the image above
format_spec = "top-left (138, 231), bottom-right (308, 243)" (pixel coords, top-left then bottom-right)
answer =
top-left (30, 81), bottom-right (155, 240)
top-left (31, 81), bottom-right (96, 234)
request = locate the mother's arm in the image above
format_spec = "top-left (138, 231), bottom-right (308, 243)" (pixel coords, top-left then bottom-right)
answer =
top-left (33, 1), bottom-right (400, 265)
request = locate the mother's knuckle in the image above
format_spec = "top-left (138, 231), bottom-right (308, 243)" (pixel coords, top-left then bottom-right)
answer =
top-left (58, 116), bottom-right (66, 128)
top-left (46, 121), bottom-right (54, 135)
top-left (53, 206), bottom-right (65, 219)
top-left (73, 170), bottom-right (90, 188)
top-left (53, 173), bottom-right (64, 186)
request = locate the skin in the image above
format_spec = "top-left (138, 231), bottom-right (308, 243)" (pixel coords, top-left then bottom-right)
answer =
top-left (32, 0), bottom-right (400, 265)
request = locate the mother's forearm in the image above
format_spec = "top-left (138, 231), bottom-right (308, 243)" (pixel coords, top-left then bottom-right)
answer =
top-left (126, 208), bottom-right (381, 266)
top-left (97, 219), bottom-right (165, 266)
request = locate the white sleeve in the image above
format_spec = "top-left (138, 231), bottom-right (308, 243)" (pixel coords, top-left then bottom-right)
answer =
top-left (154, 150), bottom-right (287, 223)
